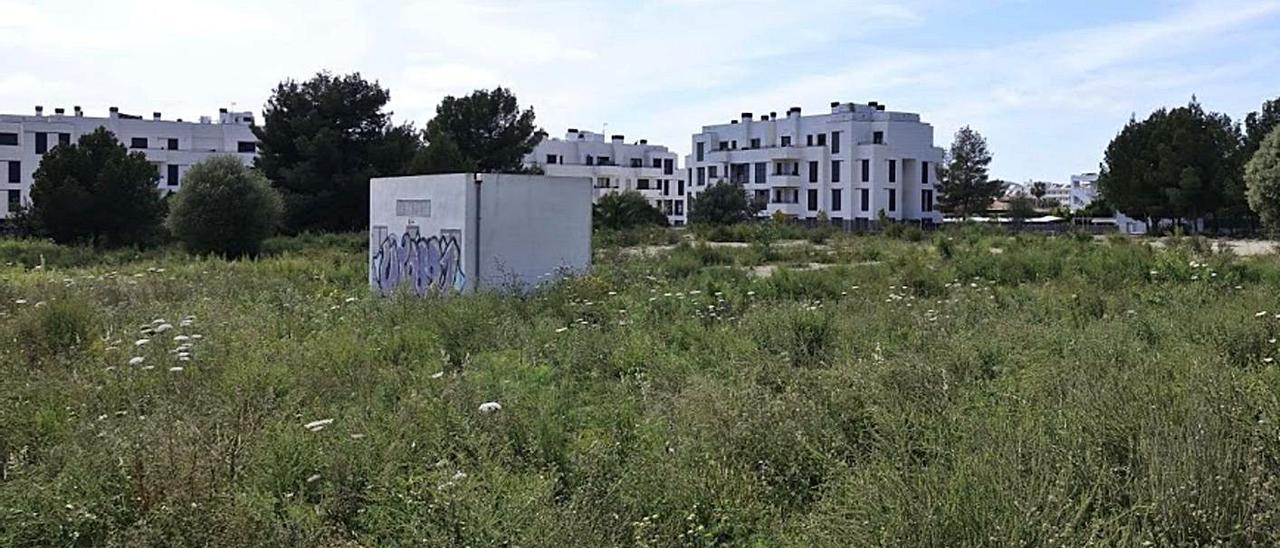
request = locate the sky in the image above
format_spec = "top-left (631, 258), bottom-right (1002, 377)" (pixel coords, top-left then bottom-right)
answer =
top-left (2, 0), bottom-right (1278, 183)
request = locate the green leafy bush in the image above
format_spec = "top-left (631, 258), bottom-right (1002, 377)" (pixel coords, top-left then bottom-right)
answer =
top-left (167, 156), bottom-right (283, 257)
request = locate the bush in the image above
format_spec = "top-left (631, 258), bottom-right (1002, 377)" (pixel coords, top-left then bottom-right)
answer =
top-left (1246, 126), bottom-right (1280, 233)
top-left (689, 182), bottom-right (761, 225)
top-left (167, 156), bottom-right (283, 258)
top-left (11, 298), bottom-right (99, 365)
top-left (593, 191), bottom-right (668, 230)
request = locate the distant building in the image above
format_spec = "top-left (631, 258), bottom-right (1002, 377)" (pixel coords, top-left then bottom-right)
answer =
top-left (525, 130), bottom-right (686, 225)
top-left (0, 105), bottom-right (257, 218)
top-left (686, 102), bottom-right (943, 229)
top-left (369, 173), bottom-right (592, 294)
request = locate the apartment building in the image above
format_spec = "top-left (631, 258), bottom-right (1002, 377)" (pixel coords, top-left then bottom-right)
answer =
top-left (686, 102), bottom-right (943, 229)
top-left (525, 129), bottom-right (686, 225)
top-left (0, 105), bottom-right (257, 218)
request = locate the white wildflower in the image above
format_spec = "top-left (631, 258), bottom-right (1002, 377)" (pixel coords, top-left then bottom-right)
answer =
top-left (173, 335), bottom-right (190, 343)
top-left (478, 401), bottom-right (502, 414)
top-left (135, 339), bottom-right (150, 346)
top-left (304, 419), bottom-right (334, 432)
top-left (1256, 311), bottom-right (1269, 318)
top-left (154, 323), bottom-right (173, 333)
top-left (345, 297), bottom-right (357, 303)
top-left (128, 356), bottom-right (145, 366)
top-left (169, 367), bottom-right (184, 372)
top-left (555, 327), bottom-right (569, 333)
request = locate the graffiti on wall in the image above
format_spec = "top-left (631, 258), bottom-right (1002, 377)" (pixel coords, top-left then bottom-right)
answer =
top-left (371, 226), bottom-right (467, 295)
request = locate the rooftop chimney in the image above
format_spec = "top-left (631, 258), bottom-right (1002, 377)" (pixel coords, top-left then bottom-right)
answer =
top-left (639, 139), bottom-right (648, 145)
top-left (876, 104), bottom-right (886, 111)
top-left (611, 134), bottom-right (624, 142)
top-left (759, 115), bottom-right (768, 121)
top-left (868, 101), bottom-right (879, 108)
top-left (54, 108), bottom-right (65, 116)
top-left (35, 105), bottom-right (43, 116)
top-left (219, 108), bottom-right (228, 114)
top-left (787, 106), bottom-right (802, 118)
top-left (109, 106), bottom-right (119, 119)
top-left (769, 112), bottom-right (777, 120)
top-left (153, 112), bottom-right (162, 121)
top-left (567, 128), bottom-right (578, 133)
top-left (740, 112), bottom-right (753, 122)
top-left (74, 106), bottom-right (83, 117)
top-left (830, 101), bottom-right (840, 108)
top-left (730, 120), bottom-right (738, 124)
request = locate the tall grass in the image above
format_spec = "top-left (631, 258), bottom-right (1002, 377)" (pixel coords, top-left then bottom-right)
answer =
top-left (1, 230), bottom-right (1279, 545)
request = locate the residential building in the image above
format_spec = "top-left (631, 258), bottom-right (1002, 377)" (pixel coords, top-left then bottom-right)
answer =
top-left (686, 101), bottom-right (943, 229)
top-left (525, 129), bottom-right (686, 225)
top-left (369, 173), bottom-right (592, 293)
top-left (0, 105), bottom-right (257, 218)
top-left (1065, 172), bottom-right (1098, 211)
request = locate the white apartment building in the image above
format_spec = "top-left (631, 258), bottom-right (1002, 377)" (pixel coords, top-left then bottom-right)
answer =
top-left (686, 101), bottom-right (943, 229)
top-left (525, 129), bottom-right (687, 225)
top-left (1064, 172), bottom-right (1098, 211)
top-left (1, 105), bottom-right (257, 218)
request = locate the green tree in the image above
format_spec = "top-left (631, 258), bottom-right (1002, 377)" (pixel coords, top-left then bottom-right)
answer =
top-left (1245, 126), bottom-right (1280, 233)
top-left (414, 87), bottom-right (539, 174)
top-left (936, 126), bottom-right (1000, 217)
top-left (1098, 99), bottom-right (1242, 232)
top-left (1007, 195), bottom-right (1037, 227)
top-left (593, 191), bottom-right (668, 230)
top-left (29, 127), bottom-right (165, 246)
top-left (1245, 96), bottom-right (1280, 156)
top-left (167, 156), bottom-right (283, 257)
top-left (254, 72), bottom-right (420, 233)
top-left (1030, 181), bottom-right (1048, 206)
top-left (688, 182), bottom-right (762, 225)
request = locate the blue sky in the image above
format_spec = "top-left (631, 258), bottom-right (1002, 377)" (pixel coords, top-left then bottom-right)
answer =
top-left (2, 0), bottom-right (1278, 182)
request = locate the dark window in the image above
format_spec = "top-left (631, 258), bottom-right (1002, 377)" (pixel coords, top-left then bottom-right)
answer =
top-left (546, 154), bottom-right (557, 165)
top-left (889, 160), bottom-right (897, 183)
top-left (8, 161), bottom-right (19, 183)
top-left (653, 158), bottom-right (662, 168)
top-left (781, 135), bottom-right (791, 147)
top-left (678, 180), bottom-right (685, 196)
top-left (58, 133), bottom-right (70, 146)
top-left (663, 180), bottom-right (670, 194)
top-left (921, 161), bottom-right (930, 184)
top-left (585, 155), bottom-right (594, 166)
top-left (696, 141), bottom-right (704, 161)
top-left (808, 161), bottom-right (819, 183)
top-left (860, 188), bottom-right (869, 212)
top-left (237, 141), bottom-right (255, 153)
top-left (922, 189), bottom-right (934, 212)
top-left (130, 137), bottom-right (148, 149)
top-left (168, 138), bottom-right (180, 150)
top-left (637, 178), bottom-right (650, 190)
top-left (806, 134), bottom-right (814, 146)
top-left (0, 132), bottom-right (18, 146)
top-left (675, 200), bottom-right (684, 215)
top-left (718, 141), bottom-right (728, 151)
top-left (35, 133), bottom-right (47, 154)
top-left (754, 162), bottom-right (766, 184)
top-left (730, 140), bottom-right (737, 150)
top-left (754, 189), bottom-right (769, 203)
top-left (832, 189), bottom-right (842, 212)
top-left (750, 138), bottom-right (760, 149)
top-left (598, 156), bottom-right (611, 165)
top-left (664, 158), bottom-right (673, 175)
top-left (7, 189), bottom-right (20, 210)
top-left (807, 189), bottom-right (818, 211)
top-left (708, 166), bottom-right (718, 179)
top-left (696, 167), bottom-right (706, 186)
top-left (831, 131), bottom-right (840, 154)
top-left (860, 159), bottom-right (869, 182)
top-left (873, 131), bottom-right (884, 144)
top-left (630, 158), bottom-right (642, 168)
top-left (816, 133), bottom-right (826, 146)
top-left (888, 189), bottom-right (897, 211)
top-left (167, 165), bottom-right (180, 186)
top-left (832, 160), bottom-right (841, 183)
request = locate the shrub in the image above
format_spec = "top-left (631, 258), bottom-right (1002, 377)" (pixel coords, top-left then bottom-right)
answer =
top-left (593, 191), bottom-right (668, 230)
top-left (167, 156), bottom-right (283, 258)
top-left (1246, 126), bottom-right (1280, 233)
top-left (12, 298), bottom-right (98, 365)
top-left (689, 182), bottom-right (762, 225)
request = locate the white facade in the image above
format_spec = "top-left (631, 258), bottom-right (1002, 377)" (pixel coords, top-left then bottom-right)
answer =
top-left (686, 102), bottom-right (943, 228)
top-left (370, 173), bottom-right (592, 294)
top-left (0, 106), bottom-right (257, 218)
top-left (524, 130), bottom-right (687, 225)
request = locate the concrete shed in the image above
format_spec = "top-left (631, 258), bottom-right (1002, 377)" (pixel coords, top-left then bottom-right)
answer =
top-left (369, 173), bottom-right (592, 294)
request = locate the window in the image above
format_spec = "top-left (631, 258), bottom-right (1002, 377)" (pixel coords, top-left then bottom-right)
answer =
top-left (921, 161), bottom-right (930, 184)
top-left (168, 138), bottom-right (180, 150)
top-left (664, 158), bottom-right (673, 175)
top-left (396, 199), bottom-right (432, 217)
top-left (130, 137), bottom-right (148, 149)
top-left (675, 200), bottom-right (684, 215)
top-left (58, 133), bottom-right (70, 146)
top-left (7, 189), bottom-right (19, 211)
top-left (708, 166), bottom-right (718, 179)
top-left (754, 162), bottom-right (766, 184)
top-left (0, 132), bottom-right (17, 146)
top-left (831, 160), bottom-right (841, 183)
top-left (730, 140), bottom-right (737, 150)
top-left (808, 161), bottom-right (819, 183)
top-left (678, 180), bottom-right (685, 196)
top-left (807, 189), bottom-right (818, 211)
top-left (237, 141), bottom-right (254, 153)
top-left (663, 180), bottom-right (670, 194)
top-left (595, 177), bottom-right (611, 189)
top-left (585, 155), bottom-right (594, 166)
top-left (637, 178), bottom-right (650, 190)
top-left (860, 188), bottom-right (869, 212)
top-left (922, 189), bottom-right (934, 212)
top-left (697, 167), bottom-right (706, 186)
top-left (754, 189), bottom-right (769, 203)
top-left (873, 131), bottom-right (884, 144)
top-left (860, 159), bottom-right (869, 182)
top-left (888, 160), bottom-right (897, 183)
top-left (653, 158), bottom-right (662, 168)
top-left (546, 154), bottom-right (557, 165)
top-left (35, 133), bottom-right (47, 154)
top-left (598, 156), bottom-right (611, 165)
top-left (167, 164), bottom-right (180, 186)
top-left (750, 138), bottom-right (760, 149)
top-left (781, 135), bottom-right (791, 147)
top-left (7, 161), bottom-right (19, 184)
top-left (806, 134), bottom-right (814, 147)
top-left (888, 189), bottom-right (897, 211)
top-left (831, 131), bottom-right (840, 154)
top-left (816, 133), bottom-right (826, 147)
top-left (630, 158), bottom-right (642, 168)
top-left (695, 142), bottom-right (704, 161)
top-left (832, 189), bottom-right (842, 211)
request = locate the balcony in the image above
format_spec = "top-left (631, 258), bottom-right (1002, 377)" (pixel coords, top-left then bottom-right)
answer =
top-left (768, 174), bottom-right (801, 186)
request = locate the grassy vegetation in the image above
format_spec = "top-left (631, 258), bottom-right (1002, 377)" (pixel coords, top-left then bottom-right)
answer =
top-left (3, 227), bottom-right (1280, 546)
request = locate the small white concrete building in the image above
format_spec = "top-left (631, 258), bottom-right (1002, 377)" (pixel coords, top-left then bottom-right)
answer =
top-left (524, 129), bottom-right (687, 225)
top-left (687, 101), bottom-right (943, 229)
top-left (0, 105), bottom-right (257, 218)
top-left (369, 173), bottom-right (592, 294)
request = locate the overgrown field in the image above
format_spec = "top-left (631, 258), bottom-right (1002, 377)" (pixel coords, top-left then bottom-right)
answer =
top-left (3, 228), bottom-right (1280, 546)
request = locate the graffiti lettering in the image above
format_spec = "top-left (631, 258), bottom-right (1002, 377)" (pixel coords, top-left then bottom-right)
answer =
top-left (370, 228), bottom-right (467, 295)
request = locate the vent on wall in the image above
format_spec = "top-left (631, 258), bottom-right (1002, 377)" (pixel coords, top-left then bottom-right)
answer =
top-left (396, 199), bottom-right (432, 217)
